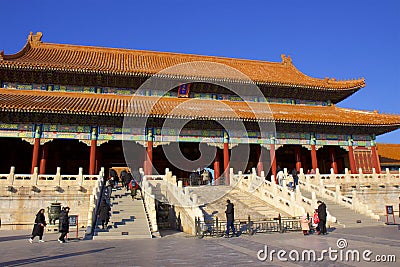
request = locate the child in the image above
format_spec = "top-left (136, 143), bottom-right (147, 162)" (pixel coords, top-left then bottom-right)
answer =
top-left (129, 179), bottom-right (139, 199)
top-left (313, 209), bottom-right (320, 234)
top-left (300, 214), bottom-right (310, 235)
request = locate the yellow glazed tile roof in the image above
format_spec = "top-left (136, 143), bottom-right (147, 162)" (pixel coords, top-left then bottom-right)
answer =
top-left (0, 32), bottom-right (365, 90)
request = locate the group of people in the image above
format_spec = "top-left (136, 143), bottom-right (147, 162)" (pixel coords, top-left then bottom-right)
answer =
top-left (223, 198), bottom-right (328, 238)
top-left (300, 200), bottom-right (328, 235)
top-left (189, 169), bottom-right (213, 186)
top-left (106, 169), bottom-right (141, 200)
top-left (29, 206), bottom-right (71, 244)
top-left (276, 167), bottom-right (299, 190)
top-left (99, 169), bottom-right (141, 230)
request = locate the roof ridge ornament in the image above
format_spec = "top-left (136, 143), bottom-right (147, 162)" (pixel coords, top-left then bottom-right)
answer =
top-left (28, 32), bottom-right (43, 47)
top-left (281, 54), bottom-right (292, 66)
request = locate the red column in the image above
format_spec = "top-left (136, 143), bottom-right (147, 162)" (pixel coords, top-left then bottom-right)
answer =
top-left (371, 146), bottom-right (381, 173)
top-left (348, 145), bottom-right (357, 174)
top-left (270, 143), bottom-right (277, 184)
top-left (31, 138), bottom-right (40, 174)
top-left (214, 148), bottom-right (221, 185)
top-left (311, 144), bottom-right (318, 171)
top-left (329, 147), bottom-right (338, 174)
top-left (257, 145), bottom-right (264, 176)
top-left (223, 142), bottom-right (229, 185)
top-left (89, 139), bottom-right (97, 175)
top-left (295, 146), bottom-right (302, 171)
top-left (39, 143), bottom-right (49, 174)
top-left (146, 141), bottom-right (153, 175)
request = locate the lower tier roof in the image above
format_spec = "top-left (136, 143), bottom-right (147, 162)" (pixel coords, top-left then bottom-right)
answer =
top-left (0, 89), bottom-right (399, 134)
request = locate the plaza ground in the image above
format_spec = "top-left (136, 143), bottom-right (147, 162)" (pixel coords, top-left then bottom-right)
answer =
top-left (0, 225), bottom-right (399, 267)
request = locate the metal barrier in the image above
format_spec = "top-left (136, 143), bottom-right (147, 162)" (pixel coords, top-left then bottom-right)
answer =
top-left (195, 215), bottom-right (302, 238)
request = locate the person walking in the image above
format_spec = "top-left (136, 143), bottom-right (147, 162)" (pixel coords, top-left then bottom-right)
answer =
top-left (29, 209), bottom-right (47, 243)
top-left (317, 200), bottom-right (327, 235)
top-left (292, 168), bottom-right (299, 189)
top-left (97, 199), bottom-right (111, 229)
top-left (225, 199), bottom-right (236, 237)
top-left (58, 206), bottom-right (70, 243)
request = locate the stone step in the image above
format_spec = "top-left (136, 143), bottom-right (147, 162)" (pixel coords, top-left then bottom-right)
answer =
top-left (93, 188), bottom-right (152, 239)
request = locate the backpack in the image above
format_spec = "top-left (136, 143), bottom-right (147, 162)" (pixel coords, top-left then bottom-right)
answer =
top-left (313, 213), bottom-right (320, 224)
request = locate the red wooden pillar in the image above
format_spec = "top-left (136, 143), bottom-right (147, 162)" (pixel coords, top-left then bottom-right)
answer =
top-left (89, 127), bottom-right (98, 175)
top-left (311, 144), bottom-right (318, 171)
top-left (270, 143), bottom-right (277, 184)
top-left (257, 145), bottom-right (264, 176)
top-left (31, 138), bottom-right (40, 174)
top-left (89, 140), bottom-right (97, 175)
top-left (214, 148), bottom-right (221, 185)
top-left (145, 129), bottom-right (153, 175)
top-left (294, 146), bottom-right (302, 171)
top-left (348, 145), bottom-right (357, 174)
top-left (329, 147), bottom-right (338, 174)
top-left (39, 142), bottom-right (49, 174)
top-left (223, 132), bottom-right (230, 185)
top-left (31, 125), bottom-right (41, 174)
top-left (371, 145), bottom-right (381, 173)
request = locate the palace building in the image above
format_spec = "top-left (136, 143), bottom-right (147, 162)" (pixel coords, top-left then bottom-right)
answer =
top-left (1, 32), bottom-right (399, 181)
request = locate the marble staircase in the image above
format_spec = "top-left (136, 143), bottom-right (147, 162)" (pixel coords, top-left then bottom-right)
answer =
top-left (300, 188), bottom-right (384, 228)
top-left (187, 186), bottom-right (289, 221)
top-left (92, 187), bottom-right (152, 239)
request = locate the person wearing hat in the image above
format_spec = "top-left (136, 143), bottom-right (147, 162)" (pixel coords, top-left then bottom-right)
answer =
top-left (58, 206), bottom-right (70, 243)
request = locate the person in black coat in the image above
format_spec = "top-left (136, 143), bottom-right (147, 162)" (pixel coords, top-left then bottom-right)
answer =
top-left (317, 201), bottom-right (328, 235)
top-left (58, 206), bottom-right (70, 243)
top-left (29, 209), bottom-right (47, 243)
top-left (97, 199), bottom-right (111, 229)
top-left (225, 199), bottom-right (236, 237)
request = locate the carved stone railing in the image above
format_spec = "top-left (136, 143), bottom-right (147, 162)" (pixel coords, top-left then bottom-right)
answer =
top-left (230, 168), bottom-right (337, 224)
top-left (301, 167), bottom-right (400, 188)
top-left (0, 166), bottom-right (104, 231)
top-left (85, 167), bottom-right (105, 235)
top-left (298, 169), bottom-right (380, 220)
top-left (142, 168), bottom-right (204, 235)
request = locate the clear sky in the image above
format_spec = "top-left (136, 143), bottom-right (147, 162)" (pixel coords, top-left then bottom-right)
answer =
top-left (1, 0), bottom-right (399, 143)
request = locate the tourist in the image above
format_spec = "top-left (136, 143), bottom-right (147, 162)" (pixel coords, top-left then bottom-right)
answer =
top-left (125, 171), bottom-right (134, 191)
top-left (276, 168), bottom-right (285, 186)
top-left (97, 199), bottom-right (111, 229)
top-left (225, 199), bottom-right (236, 237)
top-left (287, 174), bottom-right (294, 190)
top-left (310, 169), bottom-right (316, 174)
top-left (317, 201), bottom-right (327, 235)
top-left (58, 206), bottom-right (70, 243)
top-left (29, 209), bottom-right (47, 243)
top-left (312, 209), bottom-right (320, 233)
top-left (120, 169), bottom-right (128, 188)
top-left (300, 214), bottom-right (310, 235)
top-left (292, 168), bottom-right (298, 189)
top-left (105, 177), bottom-right (114, 198)
top-left (201, 169), bottom-right (209, 185)
top-left (129, 178), bottom-right (139, 199)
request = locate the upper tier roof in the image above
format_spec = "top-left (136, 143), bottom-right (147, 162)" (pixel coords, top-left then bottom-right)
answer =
top-left (0, 32), bottom-right (365, 92)
top-left (1, 89), bottom-right (399, 135)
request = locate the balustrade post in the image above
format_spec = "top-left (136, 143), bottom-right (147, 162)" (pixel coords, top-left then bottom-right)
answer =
top-left (55, 167), bottom-right (61, 186)
top-left (78, 167), bottom-right (84, 186)
top-left (311, 191), bottom-right (317, 208)
top-left (8, 166), bottom-right (15, 184)
top-left (335, 185), bottom-right (341, 202)
top-left (32, 167), bottom-right (39, 185)
top-left (306, 175), bottom-right (311, 191)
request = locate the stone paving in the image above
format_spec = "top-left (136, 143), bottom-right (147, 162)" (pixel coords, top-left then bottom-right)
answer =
top-left (1, 224), bottom-right (399, 267)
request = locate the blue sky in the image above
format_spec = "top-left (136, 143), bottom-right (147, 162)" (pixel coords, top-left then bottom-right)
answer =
top-left (1, 0), bottom-right (399, 143)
